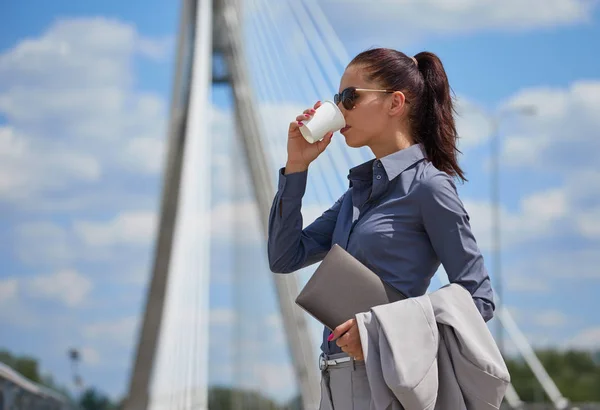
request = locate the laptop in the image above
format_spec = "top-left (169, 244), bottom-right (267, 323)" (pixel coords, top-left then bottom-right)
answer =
top-left (295, 244), bottom-right (407, 331)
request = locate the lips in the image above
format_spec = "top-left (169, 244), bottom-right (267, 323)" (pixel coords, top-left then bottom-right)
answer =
top-left (340, 125), bottom-right (351, 133)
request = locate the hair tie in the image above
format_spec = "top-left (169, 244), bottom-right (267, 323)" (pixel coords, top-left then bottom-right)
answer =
top-left (411, 56), bottom-right (418, 66)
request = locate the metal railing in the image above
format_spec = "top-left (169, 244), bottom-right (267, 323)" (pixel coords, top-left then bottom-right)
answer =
top-left (0, 362), bottom-right (72, 410)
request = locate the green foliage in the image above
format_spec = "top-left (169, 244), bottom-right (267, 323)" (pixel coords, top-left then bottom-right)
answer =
top-left (0, 349), bottom-right (41, 383)
top-left (208, 386), bottom-right (284, 410)
top-left (505, 349), bottom-right (600, 403)
top-left (3, 347), bottom-right (600, 407)
top-left (79, 387), bottom-right (121, 410)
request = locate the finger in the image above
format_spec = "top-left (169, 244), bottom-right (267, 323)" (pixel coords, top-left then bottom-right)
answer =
top-left (335, 332), bottom-right (351, 348)
top-left (320, 131), bottom-right (333, 143)
top-left (314, 100), bottom-right (322, 110)
top-left (331, 320), bottom-right (353, 341)
top-left (288, 121), bottom-right (306, 137)
top-left (296, 113), bottom-right (312, 122)
top-left (346, 343), bottom-right (362, 357)
top-left (315, 132), bottom-right (333, 154)
top-left (289, 121), bottom-right (303, 130)
top-left (303, 107), bottom-right (316, 115)
top-left (330, 319), bottom-right (355, 341)
top-left (346, 347), bottom-right (360, 358)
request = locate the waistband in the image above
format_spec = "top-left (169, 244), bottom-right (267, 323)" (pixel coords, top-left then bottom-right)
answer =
top-left (319, 352), bottom-right (358, 371)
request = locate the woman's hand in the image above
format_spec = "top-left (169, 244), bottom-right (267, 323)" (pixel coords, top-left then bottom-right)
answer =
top-left (285, 101), bottom-right (334, 174)
top-left (329, 318), bottom-right (364, 361)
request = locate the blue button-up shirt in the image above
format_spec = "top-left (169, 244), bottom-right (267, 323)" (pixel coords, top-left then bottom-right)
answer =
top-left (267, 143), bottom-right (495, 355)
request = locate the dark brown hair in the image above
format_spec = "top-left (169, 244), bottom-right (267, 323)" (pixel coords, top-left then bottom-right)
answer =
top-left (349, 48), bottom-right (466, 182)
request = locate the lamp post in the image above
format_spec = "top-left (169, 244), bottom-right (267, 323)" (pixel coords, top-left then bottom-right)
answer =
top-left (463, 103), bottom-right (536, 358)
top-left (68, 348), bottom-right (83, 395)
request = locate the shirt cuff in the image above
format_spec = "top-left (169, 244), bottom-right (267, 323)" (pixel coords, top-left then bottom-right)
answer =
top-left (278, 167), bottom-right (308, 198)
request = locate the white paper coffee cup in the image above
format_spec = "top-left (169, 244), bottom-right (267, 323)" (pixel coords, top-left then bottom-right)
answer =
top-left (299, 100), bottom-right (346, 144)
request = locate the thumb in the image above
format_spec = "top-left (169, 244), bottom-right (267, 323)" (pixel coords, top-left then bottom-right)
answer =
top-left (328, 319), bottom-right (354, 341)
top-left (316, 132), bottom-right (333, 153)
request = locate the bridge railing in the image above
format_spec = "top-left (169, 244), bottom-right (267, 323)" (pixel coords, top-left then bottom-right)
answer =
top-left (0, 362), bottom-right (72, 410)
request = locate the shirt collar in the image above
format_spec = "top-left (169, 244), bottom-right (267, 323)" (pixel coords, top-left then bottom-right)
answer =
top-left (379, 143), bottom-right (427, 181)
top-left (348, 143), bottom-right (427, 183)
top-left (347, 159), bottom-right (375, 183)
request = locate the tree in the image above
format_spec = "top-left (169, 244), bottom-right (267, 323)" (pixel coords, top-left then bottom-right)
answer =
top-left (0, 349), bottom-right (42, 383)
top-left (505, 349), bottom-right (600, 403)
top-left (282, 394), bottom-right (302, 410)
top-left (208, 386), bottom-right (284, 410)
top-left (79, 387), bottom-right (120, 410)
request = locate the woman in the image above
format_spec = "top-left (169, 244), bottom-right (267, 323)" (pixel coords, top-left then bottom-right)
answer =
top-left (267, 48), bottom-right (495, 409)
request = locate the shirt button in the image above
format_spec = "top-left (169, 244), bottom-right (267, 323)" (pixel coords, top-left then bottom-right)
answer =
top-left (376, 175), bottom-right (382, 180)
top-left (377, 162), bottom-right (382, 168)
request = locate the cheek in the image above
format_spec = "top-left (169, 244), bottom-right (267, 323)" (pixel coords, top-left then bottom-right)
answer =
top-left (355, 108), bottom-right (384, 133)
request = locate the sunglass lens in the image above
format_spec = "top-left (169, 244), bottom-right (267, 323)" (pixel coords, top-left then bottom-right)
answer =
top-left (342, 88), bottom-right (356, 110)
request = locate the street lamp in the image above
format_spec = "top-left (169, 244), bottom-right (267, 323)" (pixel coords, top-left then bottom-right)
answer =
top-left (68, 348), bottom-right (83, 394)
top-left (461, 102), bottom-right (536, 357)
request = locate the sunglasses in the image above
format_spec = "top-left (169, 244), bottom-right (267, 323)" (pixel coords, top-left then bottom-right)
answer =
top-left (334, 86), bottom-right (398, 110)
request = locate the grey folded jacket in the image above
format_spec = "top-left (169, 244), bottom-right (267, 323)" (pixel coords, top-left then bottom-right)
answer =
top-left (355, 283), bottom-right (510, 410)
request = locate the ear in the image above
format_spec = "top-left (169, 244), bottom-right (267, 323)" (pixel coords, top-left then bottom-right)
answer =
top-left (388, 91), bottom-right (406, 117)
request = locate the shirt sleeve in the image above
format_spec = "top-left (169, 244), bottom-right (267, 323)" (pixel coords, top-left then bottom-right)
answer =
top-left (419, 172), bottom-right (495, 322)
top-left (268, 168), bottom-right (346, 273)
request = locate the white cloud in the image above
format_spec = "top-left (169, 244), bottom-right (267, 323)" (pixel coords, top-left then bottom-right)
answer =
top-left (0, 277), bottom-right (43, 327)
top-left (265, 313), bottom-right (283, 330)
top-left (210, 201), bottom-right (262, 243)
top-left (26, 269), bottom-right (93, 307)
top-left (209, 197), bottom-right (332, 245)
top-left (13, 214), bottom-right (157, 271)
top-left (302, 204), bottom-right (332, 229)
top-left (264, 313), bottom-right (287, 347)
top-left (322, 0), bottom-right (595, 47)
top-left (0, 17), bottom-right (169, 206)
top-left (575, 207), bottom-right (600, 239)
top-left (255, 362), bottom-right (297, 401)
top-left (74, 211), bottom-right (157, 247)
top-left (0, 125), bottom-right (102, 202)
top-left (83, 316), bottom-right (139, 347)
top-left (506, 276), bottom-right (551, 293)
top-left (80, 346), bottom-right (101, 366)
top-left (517, 248), bottom-right (600, 280)
top-left (0, 270), bottom-right (92, 327)
top-left (565, 327), bottom-right (600, 350)
top-left (521, 189), bottom-right (569, 222)
top-left (455, 97), bottom-right (496, 149)
top-left (137, 36), bottom-right (173, 61)
top-left (123, 135), bottom-right (166, 174)
top-left (210, 309), bottom-right (237, 326)
top-left (463, 187), bottom-right (571, 251)
top-left (532, 310), bottom-right (569, 328)
top-left (501, 80), bottom-right (600, 171)
top-left (14, 221), bottom-right (76, 265)
top-left (0, 278), bottom-right (19, 302)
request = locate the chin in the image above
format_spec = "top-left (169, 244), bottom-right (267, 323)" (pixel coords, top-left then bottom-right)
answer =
top-left (345, 140), bottom-right (362, 148)
top-left (343, 131), bottom-right (367, 149)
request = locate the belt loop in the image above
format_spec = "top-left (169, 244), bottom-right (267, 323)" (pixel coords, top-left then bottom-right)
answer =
top-left (319, 352), bottom-right (328, 372)
top-left (352, 357), bottom-right (356, 371)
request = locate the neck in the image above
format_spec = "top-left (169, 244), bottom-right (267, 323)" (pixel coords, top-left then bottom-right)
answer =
top-left (369, 128), bottom-right (416, 159)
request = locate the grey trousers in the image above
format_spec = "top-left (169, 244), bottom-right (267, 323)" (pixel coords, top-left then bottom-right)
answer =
top-left (318, 353), bottom-right (372, 410)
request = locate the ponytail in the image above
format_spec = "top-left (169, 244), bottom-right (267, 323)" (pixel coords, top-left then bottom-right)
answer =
top-left (414, 52), bottom-right (466, 182)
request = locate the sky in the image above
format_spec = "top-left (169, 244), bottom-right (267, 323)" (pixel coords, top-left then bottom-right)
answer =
top-left (1, 0), bottom-right (600, 405)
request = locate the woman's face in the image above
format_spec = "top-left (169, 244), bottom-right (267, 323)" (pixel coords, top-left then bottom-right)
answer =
top-left (336, 65), bottom-right (393, 149)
